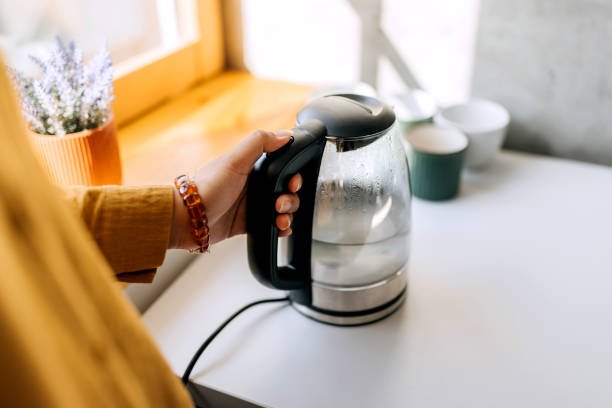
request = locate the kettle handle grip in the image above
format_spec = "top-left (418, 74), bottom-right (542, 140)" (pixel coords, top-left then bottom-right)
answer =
top-left (246, 120), bottom-right (327, 290)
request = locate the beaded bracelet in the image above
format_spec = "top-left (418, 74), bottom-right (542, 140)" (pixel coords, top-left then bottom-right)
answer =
top-left (173, 174), bottom-right (210, 254)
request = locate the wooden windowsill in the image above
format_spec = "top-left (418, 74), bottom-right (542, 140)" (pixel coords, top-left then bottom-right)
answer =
top-left (118, 70), bottom-right (313, 186)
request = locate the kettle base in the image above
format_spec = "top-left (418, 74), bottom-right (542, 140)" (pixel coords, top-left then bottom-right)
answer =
top-left (291, 289), bottom-right (406, 326)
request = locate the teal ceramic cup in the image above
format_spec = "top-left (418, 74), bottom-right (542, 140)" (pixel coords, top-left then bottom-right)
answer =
top-left (403, 124), bottom-right (469, 201)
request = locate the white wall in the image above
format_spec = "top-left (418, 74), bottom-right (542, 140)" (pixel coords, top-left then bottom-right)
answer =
top-left (242, 0), bottom-right (361, 85)
top-left (240, 0), bottom-right (480, 105)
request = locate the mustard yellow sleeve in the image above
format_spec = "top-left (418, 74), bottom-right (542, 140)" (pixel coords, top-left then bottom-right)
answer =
top-left (61, 185), bottom-right (175, 282)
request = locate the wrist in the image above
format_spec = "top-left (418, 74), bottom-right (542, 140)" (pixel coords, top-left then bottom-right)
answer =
top-left (170, 175), bottom-right (211, 253)
top-left (169, 185), bottom-right (192, 249)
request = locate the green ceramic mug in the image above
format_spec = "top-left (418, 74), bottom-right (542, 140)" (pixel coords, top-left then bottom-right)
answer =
top-left (403, 124), bottom-right (468, 201)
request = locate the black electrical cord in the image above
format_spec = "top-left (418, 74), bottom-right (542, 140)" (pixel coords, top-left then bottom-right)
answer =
top-left (181, 296), bottom-right (291, 384)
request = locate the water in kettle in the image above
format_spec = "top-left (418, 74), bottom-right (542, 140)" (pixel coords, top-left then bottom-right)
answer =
top-left (307, 130), bottom-right (411, 287)
top-left (311, 190), bottom-right (410, 287)
top-left (311, 232), bottom-right (409, 287)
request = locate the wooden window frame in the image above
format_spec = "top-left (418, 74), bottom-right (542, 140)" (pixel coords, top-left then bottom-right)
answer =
top-left (112, 0), bottom-right (224, 126)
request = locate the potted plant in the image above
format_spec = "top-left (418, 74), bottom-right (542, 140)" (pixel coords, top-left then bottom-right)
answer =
top-left (9, 37), bottom-right (122, 186)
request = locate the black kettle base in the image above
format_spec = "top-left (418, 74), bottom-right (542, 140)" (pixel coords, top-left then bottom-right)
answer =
top-left (291, 289), bottom-right (406, 326)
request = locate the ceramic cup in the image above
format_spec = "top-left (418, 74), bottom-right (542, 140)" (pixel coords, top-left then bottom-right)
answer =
top-left (404, 124), bottom-right (468, 201)
top-left (434, 99), bottom-right (509, 170)
top-left (384, 89), bottom-right (438, 133)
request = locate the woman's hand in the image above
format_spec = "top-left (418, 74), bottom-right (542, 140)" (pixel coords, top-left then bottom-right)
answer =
top-left (170, 129), bottom-right (302, 250)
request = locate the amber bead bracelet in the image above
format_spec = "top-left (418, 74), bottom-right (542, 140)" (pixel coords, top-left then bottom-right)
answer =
top-left (173, 174), bottom-right (210, 253)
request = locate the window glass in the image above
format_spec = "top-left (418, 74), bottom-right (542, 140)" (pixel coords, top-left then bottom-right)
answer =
top-left (0, 0), bottom-right (181, 73)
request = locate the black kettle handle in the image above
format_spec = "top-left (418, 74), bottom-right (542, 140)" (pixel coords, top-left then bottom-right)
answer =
top-left (246, 120), bottom-right (327, 290)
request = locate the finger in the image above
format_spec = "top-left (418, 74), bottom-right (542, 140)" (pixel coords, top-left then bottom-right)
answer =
top-left (279, 228), bottom-right (293, 237)
top-left (288, 173), bottom-right (302, 193)
top-left (275, 194), bottom-right (300, 213)
top-left (275, 213), bottom-right (292, 230)
top-left (228, 129), bottom-right (293, 174)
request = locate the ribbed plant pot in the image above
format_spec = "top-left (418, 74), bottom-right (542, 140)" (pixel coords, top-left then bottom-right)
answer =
top-left (30, 118), bottom-right (122, 186)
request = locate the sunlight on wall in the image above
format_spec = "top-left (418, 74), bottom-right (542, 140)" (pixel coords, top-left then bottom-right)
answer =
top-left (381, 0), bottom-right (480, 105)
top-left (242, 0), bottom-right (361, 85)
top-left (241, 0), bottom-right (480, 105)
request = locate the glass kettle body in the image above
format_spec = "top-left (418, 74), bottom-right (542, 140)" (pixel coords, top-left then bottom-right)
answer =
top-left (312, 123), bottom-right (410, 287)
top-left (246, 94), bottom-right (411, 325)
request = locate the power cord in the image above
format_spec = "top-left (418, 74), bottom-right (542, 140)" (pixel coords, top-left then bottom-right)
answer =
top-left (181, 296), bottom-right (291, 384)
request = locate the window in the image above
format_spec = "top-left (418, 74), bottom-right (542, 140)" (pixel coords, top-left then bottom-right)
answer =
top-left (0, 0), bottom-right (173, 70)
top-left (0, 0), bottom-right (224, 125)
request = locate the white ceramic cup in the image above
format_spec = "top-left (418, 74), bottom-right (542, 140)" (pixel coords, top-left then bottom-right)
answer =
top-left (383, 90), bottom-right (438, 132)
top-left (434, 99), bottom-right (510, 170)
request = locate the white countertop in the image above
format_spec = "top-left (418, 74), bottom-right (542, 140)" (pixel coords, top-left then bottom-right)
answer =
top-left (143, 151), bottom-right (612, 408)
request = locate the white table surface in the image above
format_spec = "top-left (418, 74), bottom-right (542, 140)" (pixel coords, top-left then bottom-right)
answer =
top-left (143, 151), bottom-right (612, 408)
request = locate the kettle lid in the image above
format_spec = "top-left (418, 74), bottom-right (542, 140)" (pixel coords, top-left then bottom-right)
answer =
top-left (297, 94), bottom-right (396, 139)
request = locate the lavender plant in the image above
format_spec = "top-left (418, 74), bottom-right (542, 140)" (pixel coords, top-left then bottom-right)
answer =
top-left (8, 37), bottom-right (114, 136)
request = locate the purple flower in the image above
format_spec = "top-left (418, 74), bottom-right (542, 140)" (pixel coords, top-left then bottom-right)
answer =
top-left (8, 36), bottom-right (114, 135)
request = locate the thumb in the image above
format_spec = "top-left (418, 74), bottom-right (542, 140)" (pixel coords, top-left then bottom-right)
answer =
top-left (228, 129), bottom-right (293, 174)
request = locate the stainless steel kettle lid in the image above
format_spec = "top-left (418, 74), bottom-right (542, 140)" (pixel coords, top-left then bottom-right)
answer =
top-left (296, 94), bottom-right (396, 140)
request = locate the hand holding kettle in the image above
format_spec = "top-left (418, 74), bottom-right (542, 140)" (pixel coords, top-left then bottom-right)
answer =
top-left (169, 129), bottom-right (302, 250)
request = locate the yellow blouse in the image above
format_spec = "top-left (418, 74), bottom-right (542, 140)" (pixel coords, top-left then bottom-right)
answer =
top-left (0, 60), bottom-right (192, 405)
top-left (62, 185), bottom-right (174, 282)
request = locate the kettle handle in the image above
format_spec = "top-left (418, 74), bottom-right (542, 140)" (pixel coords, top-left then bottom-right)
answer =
top-left (246, 119), bottom-right (327, 290)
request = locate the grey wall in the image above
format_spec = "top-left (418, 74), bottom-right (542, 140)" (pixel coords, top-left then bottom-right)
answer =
top-left (472, 0), bottom-right (612, 166)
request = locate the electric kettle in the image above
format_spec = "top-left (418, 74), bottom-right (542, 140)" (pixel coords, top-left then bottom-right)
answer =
top-left (246, 94), bottom-right (411, 325)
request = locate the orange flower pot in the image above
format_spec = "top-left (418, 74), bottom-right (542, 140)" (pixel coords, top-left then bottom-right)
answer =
top-left (30, 118), bottom-right (122, 186)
